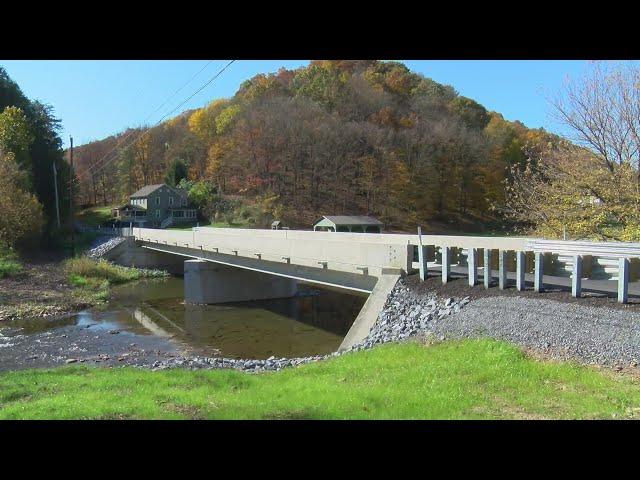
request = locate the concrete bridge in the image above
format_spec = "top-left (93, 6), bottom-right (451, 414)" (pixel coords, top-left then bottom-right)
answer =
top-left (104, 226), bottom-right (640, 350)
top-left (104, 227), bottom-right (417, 349)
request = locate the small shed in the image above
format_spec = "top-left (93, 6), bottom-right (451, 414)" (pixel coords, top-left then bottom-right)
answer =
top-left (313, 215), bottom-right (383, 233)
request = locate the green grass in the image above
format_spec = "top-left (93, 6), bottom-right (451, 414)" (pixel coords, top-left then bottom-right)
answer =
top-left (77, 205), bottom-right (117, 227)
top-left (0, 258), bottom-right (22, 278)
top-left (168, 220), bottom-right (211, 231)
top-left (64, 257), bottom-right (167, 285)
top-left (2, 339), bottom-right (640, 419)
top-left (0, 245), bottom-right (22, 278)
top-left (63, 257), bottom-right (168, 304)
top-left (205, 219), bottom-right (254, 229)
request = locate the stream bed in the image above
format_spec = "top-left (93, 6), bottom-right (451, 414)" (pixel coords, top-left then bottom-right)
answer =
top-left (0, 277), bottom-right (366, 371)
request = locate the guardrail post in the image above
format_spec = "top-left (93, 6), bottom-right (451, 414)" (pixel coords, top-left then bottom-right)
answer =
top-left (516, 251), bottom-right (525, 291)
top-left (534, 252), bottom-right (544, 292)
top-left (498, 250), bottom-right (507, 290)
top-left (572, 255), bottom-right (583, 298)
top-left (441, 246), bottom-right (450, 284)
top-left (468, 248), bottom-right (477, 286)
top-left (618, 257), bottom-right (629, 304)
top-left (417, 227), bottom-right (428, 281)
top-left (483, 248), bottom-right (491, 289)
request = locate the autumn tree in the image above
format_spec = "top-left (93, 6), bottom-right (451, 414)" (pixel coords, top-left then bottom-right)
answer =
top-left (506, 62), bottom-right (640, 240)
top-left (0, 148), bottom-right (44, 247)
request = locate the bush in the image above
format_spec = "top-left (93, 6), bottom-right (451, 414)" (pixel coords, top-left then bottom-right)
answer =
top-left (63, 257), bottom-right (167, 285)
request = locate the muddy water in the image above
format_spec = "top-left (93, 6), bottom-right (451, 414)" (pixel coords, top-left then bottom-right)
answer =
top-left (4, 278), bottom-right (367, 360)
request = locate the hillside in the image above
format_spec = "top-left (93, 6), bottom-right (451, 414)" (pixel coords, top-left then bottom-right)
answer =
top-left (73, 60), bottom-right (559, 232)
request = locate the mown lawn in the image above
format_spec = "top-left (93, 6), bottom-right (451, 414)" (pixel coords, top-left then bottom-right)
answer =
top-left (2, 339), bottom-right (640, 420)
top-left (76, 205), bottom-right (116, 227)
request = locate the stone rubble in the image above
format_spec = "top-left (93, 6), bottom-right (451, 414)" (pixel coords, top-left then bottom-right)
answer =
top-left (87, 236), bottom-right (126, 258)
top-left (144, 277), bottom-right (470, 373)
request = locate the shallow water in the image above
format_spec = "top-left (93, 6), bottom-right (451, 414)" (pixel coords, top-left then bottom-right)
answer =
top-left (7, 277), bottom-right (367, 359)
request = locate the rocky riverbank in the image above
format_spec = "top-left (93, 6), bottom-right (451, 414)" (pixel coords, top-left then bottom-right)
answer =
top-left (5, 269), bottom-right (640, 373)
top-left (0, 236), bottom-right (154, 324)
top-left (87, 236), bottom-right (126, 258)
top-left (0, 260), bottom-right (94, 323)
top-left (143, 273), bottom-right (640, 373)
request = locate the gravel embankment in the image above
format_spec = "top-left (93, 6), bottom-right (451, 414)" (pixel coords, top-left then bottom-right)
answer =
top-left (87, 237), bottom-right (126, 258)
top-left (427, 296), bottom-right (640, 367)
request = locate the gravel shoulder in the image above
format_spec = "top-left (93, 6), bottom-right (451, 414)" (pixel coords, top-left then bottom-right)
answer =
top-left (407, 274), bottom-right (640, 368)
top-left (427, 296), bottom-right (640, 367)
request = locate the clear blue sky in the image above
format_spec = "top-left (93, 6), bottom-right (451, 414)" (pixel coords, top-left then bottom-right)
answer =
top-left (0, 60), bottom-right (616, 148)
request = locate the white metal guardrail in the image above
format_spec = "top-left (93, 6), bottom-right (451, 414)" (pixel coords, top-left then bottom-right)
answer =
top-left (525, 239), bottom-right (640, 258)
top-left (413, 235), bottom-right (640, 303)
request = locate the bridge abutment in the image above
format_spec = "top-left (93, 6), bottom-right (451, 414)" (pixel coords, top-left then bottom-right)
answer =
top-left (104, 238), bottom-right (185, 275)
top-left (184, 259), bottom-right (298, 304)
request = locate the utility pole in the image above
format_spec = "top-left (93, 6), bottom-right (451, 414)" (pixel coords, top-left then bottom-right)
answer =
top-left (52, 162), bottom-right (61, 229)
top-left (69, 136), bottom-right (75, 257)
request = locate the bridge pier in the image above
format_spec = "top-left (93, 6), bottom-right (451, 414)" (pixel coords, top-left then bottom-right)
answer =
top-left (184, 259), bottom-right (298, 304)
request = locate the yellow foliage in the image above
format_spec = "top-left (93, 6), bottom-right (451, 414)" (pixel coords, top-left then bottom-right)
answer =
top-left (505, 143), bottom-right (640, 241)
top-left (187, 99), bottom-right (230, 142)
top-left (0, 150), bottom-right (44, 246)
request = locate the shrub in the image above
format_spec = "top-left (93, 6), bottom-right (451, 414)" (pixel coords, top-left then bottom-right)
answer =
top-left (0, 243), bottom-right (22, 278)
top-left (63, 257), bottom-right (167, 285)
top-left (0, 246), bottom-right (23, 278)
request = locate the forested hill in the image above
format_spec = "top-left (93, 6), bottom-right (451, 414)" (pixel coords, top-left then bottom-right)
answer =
top-left (74, 60), bottom-right (558, 232)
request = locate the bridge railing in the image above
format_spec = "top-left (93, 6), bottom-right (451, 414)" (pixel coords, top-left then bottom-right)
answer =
top-left (413, 235), bottom-right (640, 304)
top-left (132, 227), bottom-right (414, 277)
top-left (132, 226), bottom-right (640, 303)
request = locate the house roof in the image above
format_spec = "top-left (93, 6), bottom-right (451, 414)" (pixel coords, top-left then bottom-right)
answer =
top-left (314, 215), bottom-right (383, 226)
top-left (130, 184), bottom-right (165, 198)
top-left (130, 183), bottom-right (187, 198)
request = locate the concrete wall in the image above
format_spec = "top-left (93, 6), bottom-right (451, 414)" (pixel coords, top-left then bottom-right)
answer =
top-left (339, 273), bottom-right (400, 351)
top-left (133, 227), bottom-right (414, 280)
top-left (103, 238), bottom-right (185, 275)
top-left (184, 259), bottom-right (298, 304)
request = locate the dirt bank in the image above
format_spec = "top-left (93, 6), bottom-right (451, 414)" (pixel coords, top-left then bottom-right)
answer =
top-left (0, 259), bottom-right (97, 323)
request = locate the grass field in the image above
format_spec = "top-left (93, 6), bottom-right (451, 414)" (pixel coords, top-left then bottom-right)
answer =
top-left (77, 205), bottom-right (116, 227)
top-left (0, 246), bottom-right (22, 278)
top-left (2, 339), bottom-right (640, 419)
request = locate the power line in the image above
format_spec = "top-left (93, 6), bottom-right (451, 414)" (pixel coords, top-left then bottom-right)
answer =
top-left (73, 60), bottom-right (232, 186)
top-left (72, 60), bottom-right (217, 185)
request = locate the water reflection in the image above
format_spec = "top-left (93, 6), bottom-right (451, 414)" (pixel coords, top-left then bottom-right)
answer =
top-left (7, 277), bottom-right (367, 359)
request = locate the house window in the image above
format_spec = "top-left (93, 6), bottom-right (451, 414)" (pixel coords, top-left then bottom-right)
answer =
top-left (155, 197), bottom-right (160, 206)
top-left (155, 209), bottom-right (160, 218)
top-left (169, 197), bottom-right (174, 206)
top-left (182, 198), bottom-right (187, 206)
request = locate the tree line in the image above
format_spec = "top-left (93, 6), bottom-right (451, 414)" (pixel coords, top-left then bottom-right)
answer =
top-left (0, 67), bottom-right (71, 249)
top-left (74, 60), bottom-right (559, 232)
